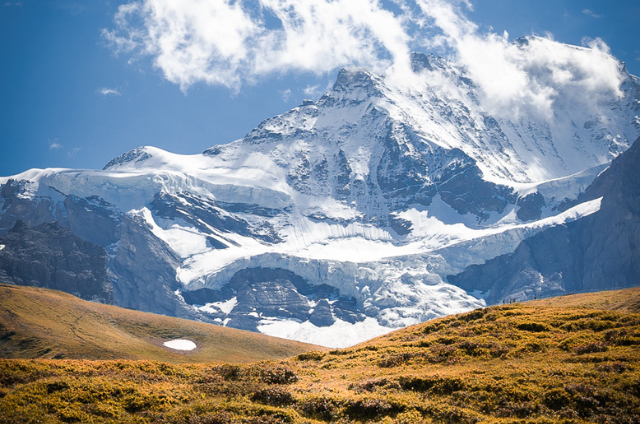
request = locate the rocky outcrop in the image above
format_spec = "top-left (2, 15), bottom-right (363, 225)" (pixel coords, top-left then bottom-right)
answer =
top-left (149, 192), bottom-right (282, 245)
top-left (0, 221), bottom-right (112, 302)
top-left (182, 267), bottom-right (365, 331)
top-left (0, 180), bottom-right (63, 231)
top-left (64, 195), bottom-right (121, 247)
top-left (448, 137), bottom-right (640, 303)
top-left (109, 214), bottom-right (193, 318)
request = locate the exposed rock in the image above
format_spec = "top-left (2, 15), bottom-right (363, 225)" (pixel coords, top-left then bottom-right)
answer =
top-left (149, 192), bottom-right (282, 244)
top-left (0, 221), bottom-right (112, 302)
top-left (64, 195), bottom-right (120, 247)
top-left (448, 136), bottom-right (640, 303)
top-left (182, 267), bottom-right (365, 331)
top-left (102, 147), bottom-right (151, 170)
top-left (109, 214), bottom-right (194, 318)
top-left (309, 299), bottom-right (335, 327)
top-left (516, 192), bottom-right (546, 221)
top-left (434, 150), bottom-right (515, 218)
top-left (0, 180), bottom-right (64, 232)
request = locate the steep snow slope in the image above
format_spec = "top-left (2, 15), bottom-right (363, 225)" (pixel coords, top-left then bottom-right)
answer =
top-left (1, 48), bottom-right (639, 348)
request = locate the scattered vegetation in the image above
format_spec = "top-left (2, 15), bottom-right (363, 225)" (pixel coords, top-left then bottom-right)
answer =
top-left (1, 287), bottom-right (639, 423)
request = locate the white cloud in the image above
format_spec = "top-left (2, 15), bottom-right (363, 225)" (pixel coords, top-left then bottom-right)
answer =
top-left (49, 139), bottom-right (62, 150)
top-left (104, 0), bottom-right (625, 119)
top-left (99, 87), bottom-right (121, 96)
top-left (415, 0), bottom-right (623, 119)
top-left (104, 0), bottom-right (411, 92)
top-left (582, 9), bottom-right (602, 19)
top-left (303, 84), bottom-right (320, 97)
top-left (279, 88), bottom-right (292, 102)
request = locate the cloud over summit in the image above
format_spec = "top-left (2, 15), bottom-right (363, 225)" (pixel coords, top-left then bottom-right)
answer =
top-left (104, 0), bottom-right (626, 119)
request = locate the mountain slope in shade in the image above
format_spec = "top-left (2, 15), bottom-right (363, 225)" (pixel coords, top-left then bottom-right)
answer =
top-left (0, 221), bottom-right (112, 303)
top-left (0, 284), bottom-right (323, 362)
top-left (1, 42), bottom-right (639, 347)
top-left (448, 136), bottom-right (640, 303)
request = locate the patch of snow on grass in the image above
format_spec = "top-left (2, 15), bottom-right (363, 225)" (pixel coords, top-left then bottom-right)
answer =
top-left (163, 339), bottom-right (197, 351)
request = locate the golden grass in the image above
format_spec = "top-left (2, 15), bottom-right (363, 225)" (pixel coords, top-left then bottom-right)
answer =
top-left (1, 286), bottom-right (639, 423)
top-left (0, 284), bottom-right (324, 363)
top-left (527, 287), bottom-right (640, 313)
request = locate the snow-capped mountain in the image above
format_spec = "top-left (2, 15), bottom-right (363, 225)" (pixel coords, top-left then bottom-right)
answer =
top-left (1, 48), bottom-right (639, 348)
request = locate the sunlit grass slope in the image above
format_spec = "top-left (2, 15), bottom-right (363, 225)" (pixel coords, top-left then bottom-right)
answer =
top-left (528, 287), bottom-right (640, 313)
top-left (0, 284), bottom-right (323, 363)
top-left (0, 287), bottom-right (639, 423)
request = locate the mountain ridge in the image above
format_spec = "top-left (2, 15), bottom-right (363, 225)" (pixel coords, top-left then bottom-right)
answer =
top-left (1, 43), bottom-right (639, 347)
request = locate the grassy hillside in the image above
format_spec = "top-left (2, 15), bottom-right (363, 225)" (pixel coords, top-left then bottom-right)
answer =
top-left (528, 287), bottom-right (640, 313)
top-left (0, 284), bottom-right (323, 363)
top-left (1, 287), bottom-right (639, 423)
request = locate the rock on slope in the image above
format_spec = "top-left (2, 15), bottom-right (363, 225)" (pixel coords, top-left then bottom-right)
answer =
top-left (1, 44), bottom-right (639, 347)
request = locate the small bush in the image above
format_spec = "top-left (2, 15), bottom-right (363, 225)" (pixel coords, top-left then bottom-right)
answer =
top-left (378, 353), bottom-right (417, 368)
top-left (254, 365), bottom-right (298, 385)
top-left (596, 362), bottom-right (628, 373)
top-left (295, 351), bottom-right (325, 361)
top-left (422, 322), bottom-right (445, 335)
top-left (495, 401), bottom-right (540, 418)
top-left (543, 388), bottom-right (572, 410)
top-left (213, 364), bottom-right (244, 381)
top-left (349, 378), bottom-right (398, 393)
top-left (344, 398), bottom-right (399, 419)
top-left (459, 308), bottom-right (488, 322)
top-left (250, 387), bottom-right (295, 406)
top-left (45, 381), bottom-right (69, 394)
top-left (298, 396), bottom-right (337, 421)
top-left (399, 375), bottom-right (465, 394)
top-left (517, 322), bottom-right (551, 332)
top-left (574, 342), bottom-right (608, 355)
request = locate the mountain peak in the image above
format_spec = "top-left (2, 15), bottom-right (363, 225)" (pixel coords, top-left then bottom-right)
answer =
top-left (103, 146), bottom-right (152, 170)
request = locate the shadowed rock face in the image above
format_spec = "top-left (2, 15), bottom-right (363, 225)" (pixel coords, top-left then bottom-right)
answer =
top-left (0, 221), bottom-right (112, 303)
top-left (181, 267), bottom-right (366, 331)
top-left (448, 137), bottom-right (640, 304)
top-left (109, 214), bottom-right (195, 319)
top-left (149, 192), bottom-right (282, 245)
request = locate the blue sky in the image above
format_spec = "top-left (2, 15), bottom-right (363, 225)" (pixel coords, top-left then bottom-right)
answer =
top-left (1, 0), bottom-right (639, 177)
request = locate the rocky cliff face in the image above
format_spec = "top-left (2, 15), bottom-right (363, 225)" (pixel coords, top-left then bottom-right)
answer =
top-left (0, 221), bottom-right (112, 303)
top-left (180, 267), bottom-right (365, 332)
top-left (1, 46), bottom-right (639, 347)
top-left (109, 214), bottom-right (194, 319)
top-left (448, 137), bottom-right (640, 303)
